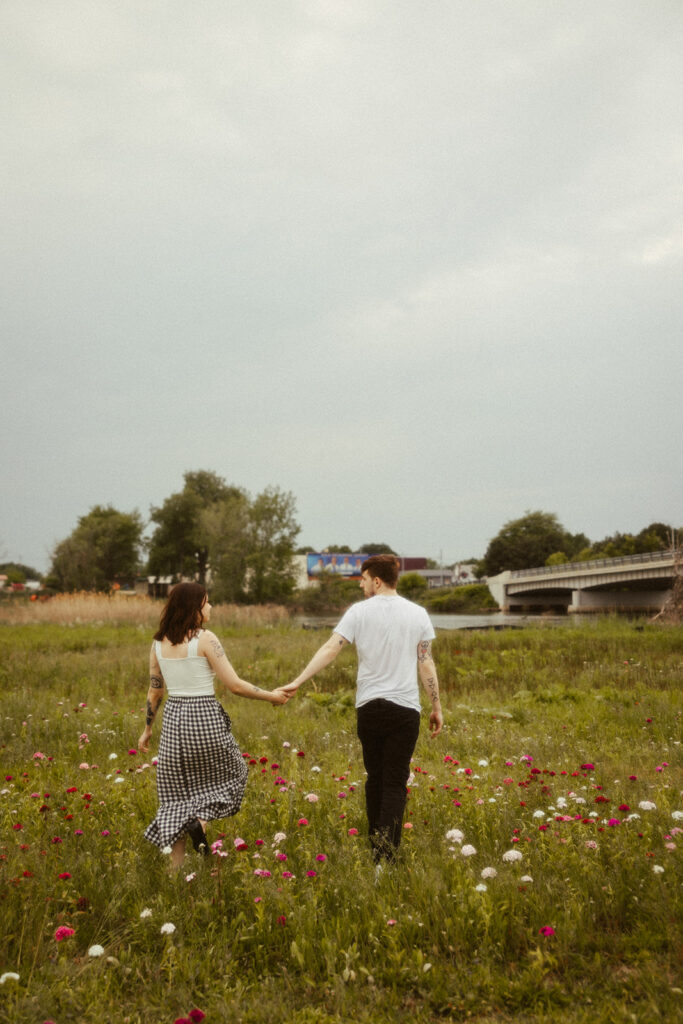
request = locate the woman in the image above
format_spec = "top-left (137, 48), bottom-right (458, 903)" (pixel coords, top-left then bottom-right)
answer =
top-left (138, 582), bottom-right (289, 868)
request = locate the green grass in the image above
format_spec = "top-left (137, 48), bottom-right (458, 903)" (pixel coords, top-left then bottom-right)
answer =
top-left (0, 617), bottom-right (681, 1023)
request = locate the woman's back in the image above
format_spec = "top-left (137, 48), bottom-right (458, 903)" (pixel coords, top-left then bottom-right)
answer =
top-left (155, 632), bottom-right (215, 697)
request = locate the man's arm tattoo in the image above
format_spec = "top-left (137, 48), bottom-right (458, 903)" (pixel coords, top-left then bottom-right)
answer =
top-left (418, 641), bottom-right (432, 663)
top-left (425, 676), bottom-right (440, 704)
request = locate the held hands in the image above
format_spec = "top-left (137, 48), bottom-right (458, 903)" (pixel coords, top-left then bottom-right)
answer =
top-left (270, 687), bottom-right (292, 705)
top-left (281, 681), bottom-right (301, 697)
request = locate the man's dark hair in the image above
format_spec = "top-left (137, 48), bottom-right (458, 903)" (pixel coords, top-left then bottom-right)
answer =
top-left (361, 553), bottom-right (400, 588)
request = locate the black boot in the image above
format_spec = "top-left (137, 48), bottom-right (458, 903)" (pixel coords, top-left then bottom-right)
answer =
top-left (187, 819), bottom-right (209, 855)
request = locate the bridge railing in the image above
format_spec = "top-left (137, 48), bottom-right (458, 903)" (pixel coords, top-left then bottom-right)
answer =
top-left (509, 549), bottom-right (675, 580)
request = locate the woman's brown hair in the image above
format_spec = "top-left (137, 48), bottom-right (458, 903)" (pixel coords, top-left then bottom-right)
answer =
top-left (153, 582), bottom-right (207, 644)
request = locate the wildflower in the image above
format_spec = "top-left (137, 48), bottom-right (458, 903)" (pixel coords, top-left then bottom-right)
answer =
top-left (478, 759), bottom-right (489, 767)
top-left (277, 915), bottom-right (287, 926)
top-left (234, 838), bottom-right (248, 851)
top-left (502, 849), bottom-right (523, 862)
top-left (297, 818), bottom-right (309, 827)
top-left (272, 831), bottom-right (286, 844)
top-left (539, 926), bottom-right (556, 936)
top-left (532, 810), bottom-right (545, 819)
top-left (652, 865), bottom-right (665, 874)
top-left (304, 793), bottom-right (319, 803)
top-left (315, 854), bottom-right (327, 862)
top-left (403, 822), bottom-right (413, 830)
top-left (638, 801), bottom-right (657, 811)
top-left (475, 883), bottom-right (487, 892)
top-left (253, 869), bottom-right (272, 878)
top-left (160, 922), bottom-right (176, 935)
top-left (386, 919), bottom-right (397, 926)
top-left (445, 828), bottom-right (464, 844)
top-left (139, 908), bottom-right (153, 918)
top-left (88, 944), bottom-right (105, 957)
top-left (253, 897), bottom-right (262, 903)
top-left (127, 749), bottom-right (137, 756)
top-left (281, 871), bottom-right (294, 879)
top-left (520, 875), bottom-right (533, 883)
top-left (481, 867), bottom-right (497, 879)
top-left (161, 846), bottom-right (173, 855)
top-left (108, 753), bottom-right (117, 760)
top-left (275, 852), bottom-right (287, 862)
top-left (306, 870), bottom-right (318, 877)
top-left (58, 872), bottom-right (71, 880)
top-left (0, 973), bottom-right (20, 984)
top-left (585, 840), bottom-right (598, 850)
top-left (311, 766), bottom-right (321, 773)
top-left (461, 844), bottom-right (477, 857)
top-left (189, 1012), bottom-right (206, 1024)
top-left (297, 750), bottom-right (305, 758)
top-left (347, 828), bottom-right (359, 836)
top-left (185, 873), bottom-right (196, 883)
top-left (54, 926), bottom-right (76, 941)
top-left (580, 763), bottom-right (594, 770)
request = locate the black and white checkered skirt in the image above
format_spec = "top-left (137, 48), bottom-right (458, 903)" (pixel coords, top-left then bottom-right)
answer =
top-left (144, 696), bottom-right (249, 850)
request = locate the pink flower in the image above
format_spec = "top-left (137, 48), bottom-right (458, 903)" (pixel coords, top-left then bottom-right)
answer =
top-left (306, 870), bottom-right (317, 877)
top-left (304, 793), bottom-right (319, 803)
top-left (33, 752), bottom-right (47, 760)
top-left (275, 852), bottom-right (287, 862)
top-left (297, 818), bottom-right (309, 827)
top-left (234, 838), bottom-right (248, 851)
top-left (386, 918), bottom-right (397, 926)
top-left (347, 828), bottom-right (359, 836)
top-left (281, 871), bottom-right (294, 879)
top-left (54, 926), bottom-right (75, 942)
top-left (315, 854), bottom-right (327, 862)
top-left (538, 926), bottom-right (556, 936)
top-left (581, 763), bottom-right (595, 770)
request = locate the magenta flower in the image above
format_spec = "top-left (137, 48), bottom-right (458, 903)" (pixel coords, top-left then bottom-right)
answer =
top-left (54, 926), bottom-right (75, 942)
top-left (538, 926), bottom-right (556, 936)
top-left (315, 854), bottom-right (327, 862)
top-left (58, 872), bottom-right (71, 880)
top-left (306, 870), bottom-right (317, 877)
top-left (189, 1012), bottom-right (206, 1024)
top-left (297, 818), bottom-right (309, 827)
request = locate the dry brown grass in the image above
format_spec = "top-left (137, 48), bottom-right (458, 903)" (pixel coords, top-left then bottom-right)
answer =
top-left (0, 592), bottom-right (290, 627)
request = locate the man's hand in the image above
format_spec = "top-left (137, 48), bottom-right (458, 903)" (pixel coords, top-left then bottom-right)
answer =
top-left (281, 681), bottom-right (301, 696)
top-left (429, 707), bottom-right (443, 737)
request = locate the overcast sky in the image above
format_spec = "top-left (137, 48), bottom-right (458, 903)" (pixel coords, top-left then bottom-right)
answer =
top-left (2, 1), bottom-right (682, 574)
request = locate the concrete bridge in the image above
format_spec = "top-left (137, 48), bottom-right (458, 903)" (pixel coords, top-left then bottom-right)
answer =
top-left (487, 549), bottom-right (677, 613)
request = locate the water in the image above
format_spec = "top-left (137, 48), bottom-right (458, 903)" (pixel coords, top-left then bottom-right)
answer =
top-left (296, 612), bottom-right (590, 632)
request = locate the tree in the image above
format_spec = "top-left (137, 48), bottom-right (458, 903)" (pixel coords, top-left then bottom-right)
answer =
top-left (481, 511), bottom-right (586, 576)
top-left (397, 572), bottom-right (428, 600)
top-left (200, 492), bottom-right (250, 603)
top-left (0, 562), bottom-right (43, 583)
top-left (49, 506), bottom-right (143, 592)
top-left (246, 486), bottom-right (300, 603)
top-left (148, 471), bottom-right (245, 583)
top-left (358, 542), bottom-right (397, 555)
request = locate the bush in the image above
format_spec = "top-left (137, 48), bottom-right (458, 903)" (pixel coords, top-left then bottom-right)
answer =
top-left (424, 583), bottom-right (498, 613)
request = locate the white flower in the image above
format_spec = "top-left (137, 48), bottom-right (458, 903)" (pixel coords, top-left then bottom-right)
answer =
top-left (533, 810), bottom-right (545, 819)
top-left (272, 831), bottom-right (287, 844)
top-left (445, 828), bottom-right (464, 844)
top-left (0, 973), bottom-right (20, 985)
top-left (139, 908), bottom-right (152, 919)
top-left (478, 759), bottom-right (489, 767)
top-left (653, 864), bottom-right (665, 874)
top-left (282, 741), bottom-right (291, 748)
top-left (638, 801), bottom-right (657, 811)
top-left (502, 849), bottom-right (523, 862)
top-left (114, 777), bottom-right (124, 784)
top-left (481, 867), bottom-right (497, 879)
top-left (672, 811), bottom-right (683, 821)
top-left (311, 766), bottom-right (321, 773)
top-left (573, 796), bottom-right (586, 805)
top-left (556, 797), bottom-right (567, 808)
top-left (108, 753), bottom-right (117, 760)
top-left (161, 845), bottom-right (172, 855)
top-left (160, 922), bottom-right (176, 935)
top-left (461, 844), bottom-right (477, 857)
top-left (475, 883), bottom-right (488, 892)
top-left (185, 872), bottom-right (196, 882)
top-left (520, 875), bottom-right (533, 883)
top-left (88, 944), bottom-right (105, 957)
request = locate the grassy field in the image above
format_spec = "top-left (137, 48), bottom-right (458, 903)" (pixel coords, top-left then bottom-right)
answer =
top-left (0, 599), bottom-right (681, 1023)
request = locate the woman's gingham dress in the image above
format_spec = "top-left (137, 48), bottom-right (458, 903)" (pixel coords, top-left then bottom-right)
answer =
top-left (144, 633), bottom-right (248, 850)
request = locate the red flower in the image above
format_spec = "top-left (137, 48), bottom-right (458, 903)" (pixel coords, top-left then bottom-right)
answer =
top-left (277, 915), bottom-right (287, 926)
top-left (296, 750), bottom-right (305, 757)
top-left (189, 1012), bottom-right (206, 1024)
top-left (539, 925), bottom-right (556, 936)
top-left (54, 926), bottom-right (75, 941)
top-left (58, 872), bottom-right (71, 880)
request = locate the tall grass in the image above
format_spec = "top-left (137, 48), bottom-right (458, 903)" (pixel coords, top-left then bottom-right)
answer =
top-left (0, 617), bottom-right (681, 1023)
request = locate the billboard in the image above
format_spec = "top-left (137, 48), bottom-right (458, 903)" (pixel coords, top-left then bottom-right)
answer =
top-left (307, 553), bottom-right (366, 580)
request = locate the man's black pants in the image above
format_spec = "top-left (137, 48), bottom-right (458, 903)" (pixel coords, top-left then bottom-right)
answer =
top-left (356, 698), bottom-right (420, 862)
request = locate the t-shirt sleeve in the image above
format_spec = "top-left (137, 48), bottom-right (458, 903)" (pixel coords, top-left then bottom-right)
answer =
top-left (335, 603), bottom-right (357, 643)
top-left (421, 609), bottom-right (436, 642)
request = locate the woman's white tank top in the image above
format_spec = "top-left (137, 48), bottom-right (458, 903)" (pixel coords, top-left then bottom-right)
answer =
top-left (155, 632), bottom-right (215, 697)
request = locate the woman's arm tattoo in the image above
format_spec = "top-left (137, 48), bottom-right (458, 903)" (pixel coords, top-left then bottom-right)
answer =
top-left (150, 673), bottom-right (164, 689)
top-left (210, 637), bottom-right (225, 660)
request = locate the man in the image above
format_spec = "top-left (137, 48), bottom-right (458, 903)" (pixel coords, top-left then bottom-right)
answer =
top-left (284, 554), bottom-right (442, 865)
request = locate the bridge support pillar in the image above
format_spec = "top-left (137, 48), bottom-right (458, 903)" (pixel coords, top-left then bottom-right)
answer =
top-left (569, 589), bottom-right (668, 613)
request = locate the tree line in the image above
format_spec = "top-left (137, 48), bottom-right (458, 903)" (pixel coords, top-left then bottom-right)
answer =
top-left (41, 479), bottom-right (678, 602)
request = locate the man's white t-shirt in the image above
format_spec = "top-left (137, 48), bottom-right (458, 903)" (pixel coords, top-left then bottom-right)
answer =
top-left (335, 594), bottom-right (435, 712)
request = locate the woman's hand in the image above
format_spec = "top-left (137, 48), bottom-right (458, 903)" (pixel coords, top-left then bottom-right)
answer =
top-left (269, 687), bottom-right (291, 705)
top-left (138, 726), bottom-right (153, 753)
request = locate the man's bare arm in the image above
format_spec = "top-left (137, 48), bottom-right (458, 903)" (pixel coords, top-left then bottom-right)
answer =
top-left (417, 639), bottom-right (443, 737)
